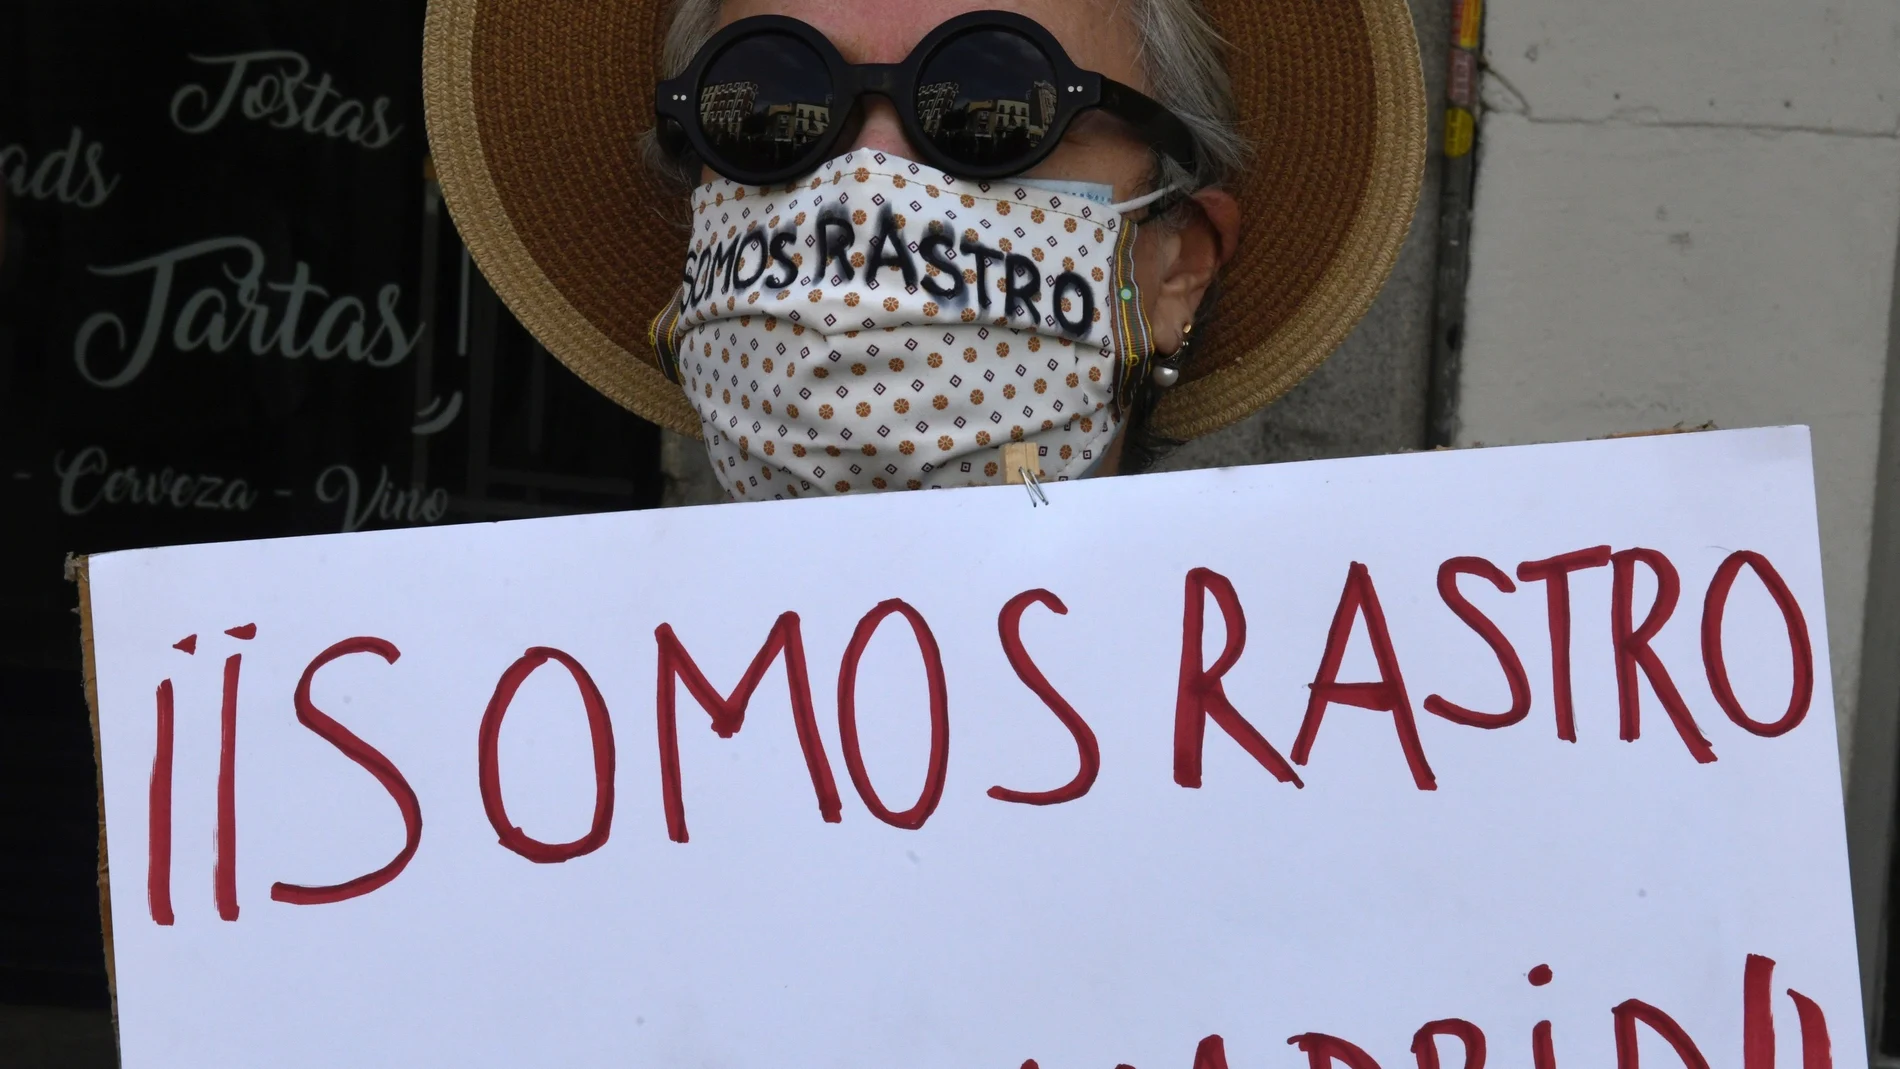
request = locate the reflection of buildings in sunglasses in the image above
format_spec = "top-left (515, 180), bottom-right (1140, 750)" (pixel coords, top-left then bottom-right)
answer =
top-left (699, 75), bottom-right (1059, 169)
top-left (700, 81), bottom-right (834, 162)
top-left (916, 82), bottom-right (958, 137)
top-left (698, 82), bottom-right (755, 136)
top-left (764, 102), bottom-right (832, 147)
top-left (923, 80), bottom-right (1058, 163)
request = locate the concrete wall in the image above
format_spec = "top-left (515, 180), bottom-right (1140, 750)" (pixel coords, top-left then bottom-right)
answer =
top-left (1456, 0), bottom-right (1900, 760)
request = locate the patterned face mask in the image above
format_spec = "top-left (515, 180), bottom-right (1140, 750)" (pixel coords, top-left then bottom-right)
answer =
top-left (653, 149), bottom-right (1162, 501)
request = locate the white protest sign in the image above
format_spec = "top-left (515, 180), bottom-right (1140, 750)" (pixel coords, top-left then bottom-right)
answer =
top-left (82, 426), bottom-right (1861, 1069)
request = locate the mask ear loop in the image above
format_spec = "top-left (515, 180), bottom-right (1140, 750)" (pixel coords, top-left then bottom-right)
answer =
top-left (648, 285), bottom-right (688, 384)
top-left (1108, 185), bottom-right (1180, 216)
top-left (1118, 184), bottom-right (1209, 393)
top-left (1101, 185), bottom-right (1191, 415)
top-left (1106, 220), bottom-right (1155, 420)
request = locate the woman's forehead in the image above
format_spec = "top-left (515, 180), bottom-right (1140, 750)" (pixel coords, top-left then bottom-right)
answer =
top-left (714, 0), bottom-right (1146, 88)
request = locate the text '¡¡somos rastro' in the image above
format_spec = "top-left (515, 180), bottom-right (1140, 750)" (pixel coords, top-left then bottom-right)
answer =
top-left (139, 545), bottom-right (1811, 926)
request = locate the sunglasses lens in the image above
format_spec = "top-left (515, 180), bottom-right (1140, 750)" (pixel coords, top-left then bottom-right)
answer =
top-left (915, 29), bottom-right (1061, 170)
top-left (698, 32), bottom-right (834, 176)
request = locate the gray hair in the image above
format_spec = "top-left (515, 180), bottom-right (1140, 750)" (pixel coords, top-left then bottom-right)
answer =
top-left (642, 0), bottom-right (1247, 200)
top-left (1128, 0), bottom-right (1246, 199)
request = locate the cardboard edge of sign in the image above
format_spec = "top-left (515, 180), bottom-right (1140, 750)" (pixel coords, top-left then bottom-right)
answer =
top-left (68, 552), bottom-right (121, 1049)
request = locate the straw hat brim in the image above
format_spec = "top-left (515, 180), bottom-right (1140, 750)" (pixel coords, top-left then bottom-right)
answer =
top-left (423, 0), bottom-right (1427, 442)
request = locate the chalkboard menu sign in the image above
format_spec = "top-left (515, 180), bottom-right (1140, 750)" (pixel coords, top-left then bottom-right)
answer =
top-left (0, 0), bottom-right (663, 1004)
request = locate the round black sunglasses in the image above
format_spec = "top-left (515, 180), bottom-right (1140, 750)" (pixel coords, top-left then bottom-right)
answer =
top-left (655, 10), bottom-right (1199, 185)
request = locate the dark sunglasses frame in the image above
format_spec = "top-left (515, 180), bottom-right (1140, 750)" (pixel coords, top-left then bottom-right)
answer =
top-left (655, 10), bottom-right (1200, 185)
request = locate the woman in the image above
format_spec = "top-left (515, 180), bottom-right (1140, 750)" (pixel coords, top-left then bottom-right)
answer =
top-left (423, 0), bottom-right (1425, 499)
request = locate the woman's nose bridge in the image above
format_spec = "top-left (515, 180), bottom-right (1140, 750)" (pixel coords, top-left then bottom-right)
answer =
top-left (846, 94), bottom-right (913, 155)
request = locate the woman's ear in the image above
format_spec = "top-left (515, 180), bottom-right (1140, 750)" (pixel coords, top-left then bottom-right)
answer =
top-left (1143, 188), bottom-right (1241, 356)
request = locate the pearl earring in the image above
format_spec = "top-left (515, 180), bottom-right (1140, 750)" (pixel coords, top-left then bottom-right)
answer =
top-left (1151, 323), bottom-right (1193, 388)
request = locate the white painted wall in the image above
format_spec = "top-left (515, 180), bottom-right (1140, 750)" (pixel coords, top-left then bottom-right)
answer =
top-left (1457, 0), bottom-right (1900, 755)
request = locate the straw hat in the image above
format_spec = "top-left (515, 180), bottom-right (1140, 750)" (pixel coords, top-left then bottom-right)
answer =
top-left (422, 0), bottom-right (1426, 442)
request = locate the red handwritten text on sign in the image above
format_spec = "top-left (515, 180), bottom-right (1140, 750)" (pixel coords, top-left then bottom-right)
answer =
top-left (143, 547), bottom-right (1812, 925)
